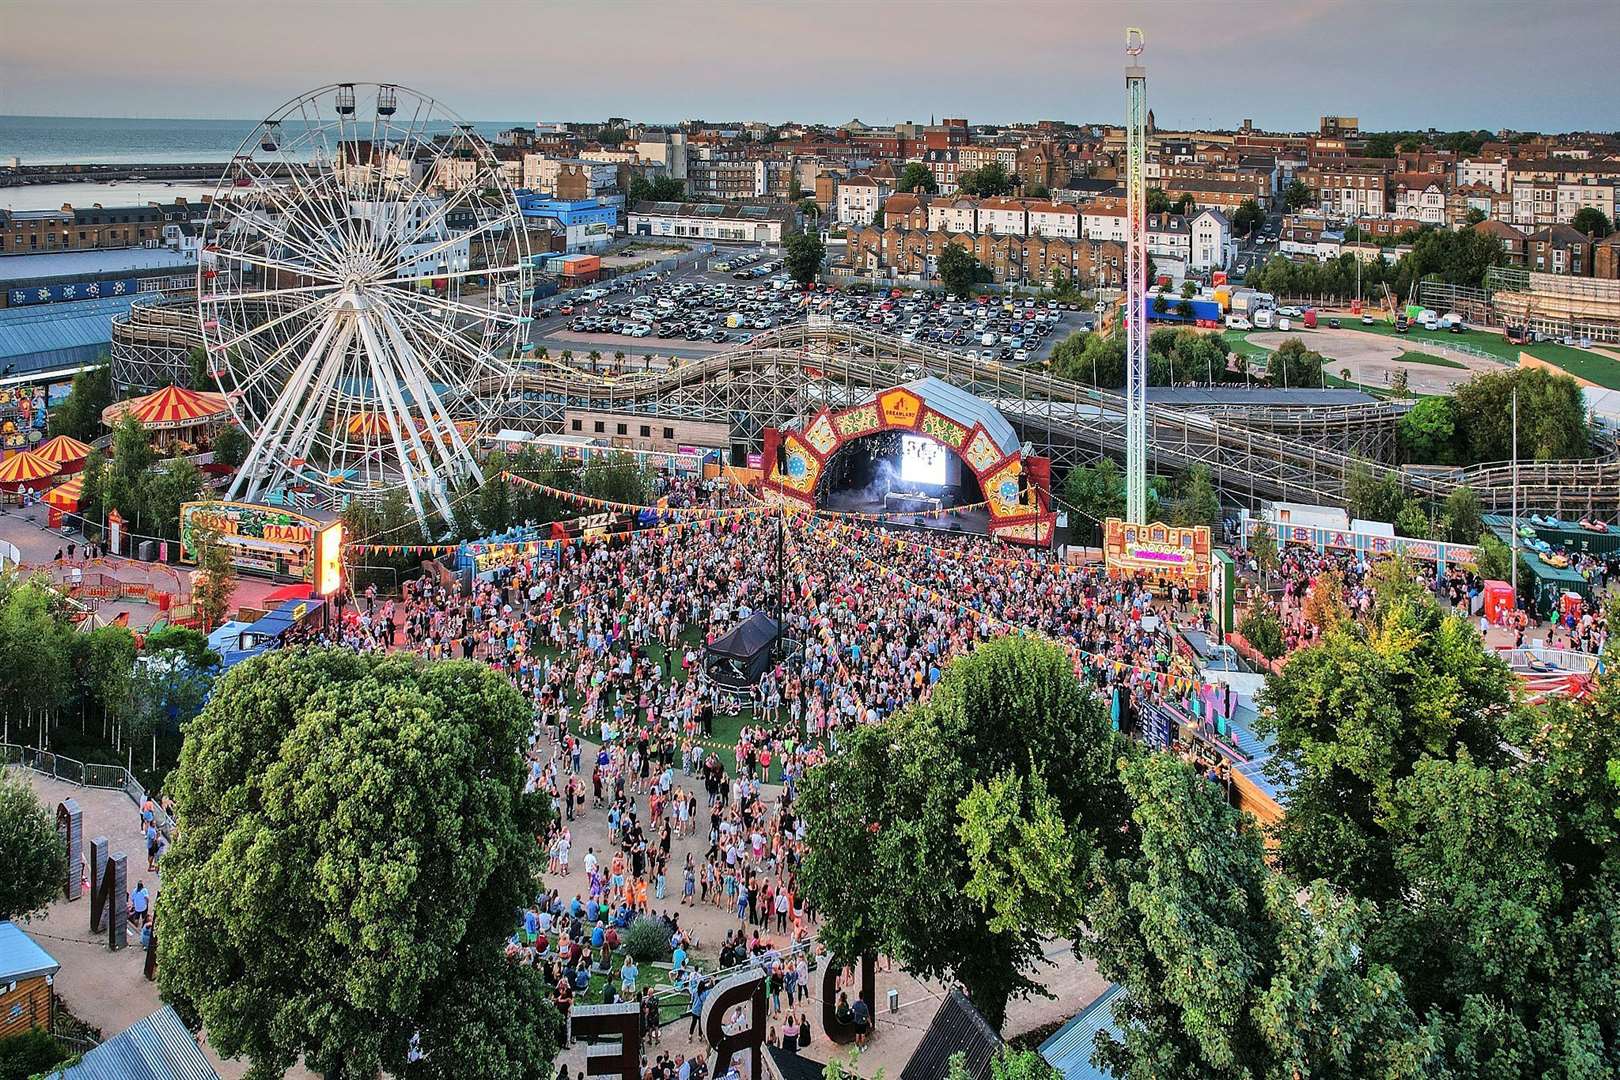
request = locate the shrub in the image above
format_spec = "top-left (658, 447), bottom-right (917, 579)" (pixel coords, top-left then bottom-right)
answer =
top-left (1238, 605), bottom-right (1285, 660)
top-left (623, 916), bottom-right (672, 963)
top-left (0, 1028), bottom-right (69, 1080)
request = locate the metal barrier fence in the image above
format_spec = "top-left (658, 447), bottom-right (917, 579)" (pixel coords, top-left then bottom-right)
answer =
top-left (2, 742), bottom-right (176, 839)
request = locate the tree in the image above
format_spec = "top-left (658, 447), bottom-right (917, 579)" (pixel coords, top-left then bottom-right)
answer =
top-left (1345, 459), bottom-right (1406, 523)
top-left (1249, 523), bottom-right (1278, 581)
top-left (1236, 604), bottom-right (1284, 659)
top-left (1441, 485), bottom-right (1482, 544)
top-left (1265, 337), bottom-right (1323, 388)
top-left (1087, 755), bottom-right (1436, 1080)
top-left (784, 231), bottom-right (825, 286)
top-left (787, 173), bottom-right (804, 202)
top-left (1570, 207), bottom-right (1612, 239)
top-left (1465, 206), bottom-right (1488, 225)
top-left (1172, 464), bottom-right (1220, 526)
top-left (1231, 198), bottom-right (1264, 236)
top-left (142, 458), bottom-right (205, 541)
top-left (0, 770), bottom-right (64, 922)
top-left (1283, 178), bottom-right (1312, 211)
top-left (211, 422), bottom-right (250, 468)
top-left (158, 648), bottom-right (557, 1080)
top-left (1061, 457), bottom-right (1126, 540)
top-left (948, 1048), bottom-right (1060, 1080)
top-left (1024, 183), bottom-right (1051, 200)
top-left (47, 363), bottom-right (113, 441)
top-left (899, 162), bottom-right (938, 195)
top-left (937, 243), bottom-right (989, 299)
top-left (1257, 589), bottom-right (1515, 899)
top-left (1146, 187), bottom-right (1171, 214)
top-left (798, 637), bottom-right (1131, 1029)
top-left (189, 512), bottom-right (236, 632)
top-left (959, 162), bottom-right (1014, 198)
top-left (1393, 497), bottom-right (1433, 539)
top-left (1398, 396), bottom-right (1459, 464)
top-left (1472, 530), bottom-right (1513, 582)
top-left (626, 173), bottom-right (685, 205)
top-left (1452, 367), bottom-right (1589, 463)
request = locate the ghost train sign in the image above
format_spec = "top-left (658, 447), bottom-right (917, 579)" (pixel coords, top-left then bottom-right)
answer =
top-left (571, 953), bottom-right (876, 1079)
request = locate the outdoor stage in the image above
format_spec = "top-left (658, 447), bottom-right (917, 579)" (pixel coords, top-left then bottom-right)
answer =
top-left (819, 489), bottom-right (993, 536)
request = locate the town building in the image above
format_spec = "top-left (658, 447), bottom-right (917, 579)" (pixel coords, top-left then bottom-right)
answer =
top-left (836, 175), bottom-right (890, 227)
top-left (516, 195), bottom-right (621, 252)
top-left (929, 197), bottom-right (980, 234)
top-left (0, 200), bottom-right (199, 255)
top-left (521, 156), bottom-right (618, 198)
top-left (0, 922), bottom-right (58, 1039)
top-left (1189, 207), bottom-right (1232, 271)
top-left (627, 200), bottom-right (798, 243)
top-left (1392, 174), bottom-right (1447, 225)
top-left (1526, 224), bottom-right (1593, 276)
top-left (1474, 219), bottom-right (1528, 267)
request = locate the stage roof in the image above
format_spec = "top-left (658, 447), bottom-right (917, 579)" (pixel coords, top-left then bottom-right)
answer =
top-left (891, 376), bottom-right (1021, 460)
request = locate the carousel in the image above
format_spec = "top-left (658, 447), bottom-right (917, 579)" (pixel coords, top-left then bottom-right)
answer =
top-left (101, 384), bottom-right (231, 452)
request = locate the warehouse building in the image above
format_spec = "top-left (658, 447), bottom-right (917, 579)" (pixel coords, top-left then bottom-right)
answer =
top-left (628, 201), bottom-right (799, 244)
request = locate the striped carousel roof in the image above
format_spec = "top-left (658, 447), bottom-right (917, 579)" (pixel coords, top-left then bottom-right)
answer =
top-left (44, 472), bottom-right (83, 510)
top-left (102, 385), bottom-right (230, 431)
top-left (34, 434), bottom-right (93, 467)
top-left (0, 449), bottom-right (59, 487)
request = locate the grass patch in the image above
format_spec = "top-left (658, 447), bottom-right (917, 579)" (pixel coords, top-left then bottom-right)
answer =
top-left (1223, 330), bottom-right (1272, 360)
top-left (1394, 350), bottom-right (1466, 370)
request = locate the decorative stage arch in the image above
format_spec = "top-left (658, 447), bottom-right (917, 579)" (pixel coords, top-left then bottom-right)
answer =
top-left (763, 377), bottom-right (1056, 545)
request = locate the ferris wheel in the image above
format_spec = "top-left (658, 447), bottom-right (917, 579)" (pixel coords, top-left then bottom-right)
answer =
top-left (197, 82), bottom-right (532, 525)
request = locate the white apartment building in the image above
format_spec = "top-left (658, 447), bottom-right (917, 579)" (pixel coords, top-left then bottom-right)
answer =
top-left (836, 175), bottom-right (889, 227)
top-left (1457, 158), bottom-right (1508, 193)
top-left (1025, 201), bottom-right (1080, 239)
top-left (928, 198), bottom-right (979, 234)
top-left (1189, 208), bottom-right (1230, 271)
top-left (1081, 204), bottom-right (1128, 243)
top-left (1394, 179), bottom-right (1447, 225)
top-left (977, 197), bottom-right (1028, 236)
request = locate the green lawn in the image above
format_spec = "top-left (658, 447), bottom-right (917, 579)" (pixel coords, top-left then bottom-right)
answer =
top-left (1223, 330), bottom-right (1272, 361)
top-left (1330, 320), bottom-right (1620, 388)
top-left (1394, 350), bottom-right (1466, 370)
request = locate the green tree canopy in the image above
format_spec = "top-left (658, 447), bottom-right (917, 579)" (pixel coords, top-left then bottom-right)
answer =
top-left (1282, 178), bottom-right (1312, 211)
top-left (626, 173), bottom-right (685, 205)
top-left (0, 770), bottom-right (64, 922)
top-left (899, 161), bottom-right (939, 194)
top-left (798, 636), bottom-right (1131, 1029)
top-left (1088, 755), bottom-right (1436, 1080)
top-left (959, 162), bottom-right (1014, 197)
top-left (1231, 198), bottom-right (1264, 236)
top-left (1452, 367), bottom-right (1589, 463)
top-left (1570, 206), bottom-right (1612, 239)
top-left (1397, 396), bottom-right (1459, 464)
top-left (937, 243), bottom-right (989, 299)
top-left (1264, 337), bottom-right (1324, 388)
top-left (47, 364), bottom-right (113, 442)
top-left (784, 231), bottom-right (826, 286)
top-left (1257, 586), bottom-right (1515, 899)
top-left (158, 648), bottom-right (557, 1080)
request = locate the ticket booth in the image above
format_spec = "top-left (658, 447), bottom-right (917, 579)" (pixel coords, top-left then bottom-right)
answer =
top-left (1481, 580), bottom-right (1515, 624)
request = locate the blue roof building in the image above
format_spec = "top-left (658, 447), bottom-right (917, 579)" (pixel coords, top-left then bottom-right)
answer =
top-left (0, 294), bottom-right (139, 390)
top-left (52, 1006), bottom-right (220, 1080)
top-left (1039, 983), bottom-right (1127, 1080)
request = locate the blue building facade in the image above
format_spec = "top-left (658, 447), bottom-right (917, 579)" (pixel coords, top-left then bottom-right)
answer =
top-left (516, 193), bottom-right (622, 253)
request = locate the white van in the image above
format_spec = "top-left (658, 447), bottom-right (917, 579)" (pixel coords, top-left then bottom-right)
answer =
top-left (981, 332), bottom-right (998, 347)
top-left (1252, 309), bottom-right (1275, 330)
top-left (1224, 314), bottom-right (1252, 330)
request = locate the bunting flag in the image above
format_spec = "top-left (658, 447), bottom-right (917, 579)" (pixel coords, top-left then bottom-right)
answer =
top-left (501, 472), bottom-right (740, 518)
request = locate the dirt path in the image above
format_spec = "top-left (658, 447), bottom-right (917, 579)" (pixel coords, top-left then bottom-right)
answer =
top-left (1248, 328), bottom-right (1497, 395)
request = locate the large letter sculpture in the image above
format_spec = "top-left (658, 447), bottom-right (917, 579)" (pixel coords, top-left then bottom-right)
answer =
top-left (822, 953), bottom-right (877, 1043)
top-left (570, 1000), bottom-right (642, 1079)
top-left (702, 968), bottom-right (767, 1080)
top-left (55, 799), bottom-right (82, 902)
top-left (88, 836), bottom-right (128, 950)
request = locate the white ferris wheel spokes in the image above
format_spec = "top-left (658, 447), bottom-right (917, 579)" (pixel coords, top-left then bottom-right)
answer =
top-left (197, 82), bottom-right (532, 525)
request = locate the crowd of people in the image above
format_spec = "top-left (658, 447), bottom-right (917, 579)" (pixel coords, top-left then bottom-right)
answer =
top-left (303, 469), bottom-right (1202, 1076)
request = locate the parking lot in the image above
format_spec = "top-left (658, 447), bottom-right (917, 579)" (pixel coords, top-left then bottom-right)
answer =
top-left (527, 253), bottom-right (1096, 366)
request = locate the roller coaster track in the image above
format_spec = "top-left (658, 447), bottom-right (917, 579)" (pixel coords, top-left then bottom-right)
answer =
top-left (112, 303), bottom-right (1620, 514)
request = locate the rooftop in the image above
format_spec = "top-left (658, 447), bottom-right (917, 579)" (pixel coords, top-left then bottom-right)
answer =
top-left (0, 920), bottom-right (60, 983)
top-left (54, 1006), bottom-right (221, 1080)
top-left (0, 247), bottom-right (194, 285)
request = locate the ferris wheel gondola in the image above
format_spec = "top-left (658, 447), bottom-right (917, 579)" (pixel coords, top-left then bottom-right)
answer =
top-left (197, 82), bottom-right (531, 525)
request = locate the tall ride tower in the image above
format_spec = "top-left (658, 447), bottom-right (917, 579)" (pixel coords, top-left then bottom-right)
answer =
top-left (1124, 28), bottom-right (1148, 523)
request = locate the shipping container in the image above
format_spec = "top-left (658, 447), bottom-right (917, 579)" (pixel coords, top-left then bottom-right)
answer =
top-left (559, 254), bottom-right (602, 277)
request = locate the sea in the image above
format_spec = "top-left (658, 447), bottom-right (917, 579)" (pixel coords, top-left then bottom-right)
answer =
top-left (0, 114), bottom-right (526, 211)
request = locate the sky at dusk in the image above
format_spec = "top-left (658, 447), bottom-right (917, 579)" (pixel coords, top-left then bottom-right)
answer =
top-left (3, 0), bottom-right (1617, 133)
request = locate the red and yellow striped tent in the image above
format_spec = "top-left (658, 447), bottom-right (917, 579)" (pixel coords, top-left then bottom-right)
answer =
top-left (34, 434), bottom-right (94, 473)
top-left (345, 411), bottom-right (392, 439)
top-left (43, 471), bottom-right (83, 511)
top-left (0, 449), bottom-right (59, 491)
top-left (101, 385), bottom-right (230, 432)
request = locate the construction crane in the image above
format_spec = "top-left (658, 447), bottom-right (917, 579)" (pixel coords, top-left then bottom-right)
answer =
top-left (1124, 27), bottom-right (1149, 524)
